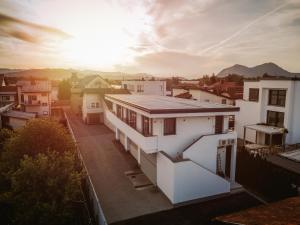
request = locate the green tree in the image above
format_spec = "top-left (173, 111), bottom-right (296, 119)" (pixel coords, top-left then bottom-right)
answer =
top-left (58, 79), bottom-right (71, 100)
top-left (0, 119), bottom-right (83, 225)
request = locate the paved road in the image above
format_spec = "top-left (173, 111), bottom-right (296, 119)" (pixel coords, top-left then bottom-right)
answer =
top-left (65, 110), bottom-right (172, 224)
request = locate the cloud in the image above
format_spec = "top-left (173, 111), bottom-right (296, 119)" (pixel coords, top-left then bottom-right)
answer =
top-left (0, 12), bottom-right (71, 43)
top-left (115, 51), bottom-right (221, 75)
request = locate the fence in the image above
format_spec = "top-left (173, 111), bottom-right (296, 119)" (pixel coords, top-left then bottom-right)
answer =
top-left (64, 111), bottom-right (108, 225)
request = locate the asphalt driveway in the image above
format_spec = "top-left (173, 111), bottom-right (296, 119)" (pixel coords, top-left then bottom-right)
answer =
top-left (65, 110), bottom-right (172, 224)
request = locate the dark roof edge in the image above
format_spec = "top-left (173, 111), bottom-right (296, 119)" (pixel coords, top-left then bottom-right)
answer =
top-left (105, 95), bottom-right (240, 114)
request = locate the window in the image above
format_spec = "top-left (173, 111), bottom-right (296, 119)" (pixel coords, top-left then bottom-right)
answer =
top-left (96, 102), bottom-right (100, 108)
top-left (228, 115), bottom-right (235, 131)
top-left (42, 102), bottom-right (48, 106)
top-left (221, 99), bottom-right (227, 104)
top-left (41, 93), bottom-right (47, 96)
top-left (129, 111), bottom-right (136, 129)
top-left (164, 118), bottom-right (176, 135)
top-left (249, 88), bottom-right (259, 102)
top-left (28, 95), bottom-right (37, 101)
top-left (91, 103), bottom-right (95, 108)
top-left (2, 96), bottom-right (10, 101)
top-left (137, 85), bottom-right (144, 92)
top-left (116, 105), bottom-right (122, 118)
top-left (267, 110), bottom-right (284, 127)
top-left (268, 90), bottom-right (286, 107)
top-left (142, 116), bottom-right (152, 136)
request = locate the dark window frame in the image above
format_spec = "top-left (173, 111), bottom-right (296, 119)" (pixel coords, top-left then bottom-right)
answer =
top-left (268, 90), bottom-right (286, 107)
top-left (116, 105), bottom-right (122, 118)
top-left (249, 88), bottom-right (259, 102)
top-left (267, 110), bottom-right (284, 128)
top-left (129, 110), bottom-right (137, 129)
top-left (142, 116), bottom-right (152, 136)
top-left (164, 118), bottom-right (176, 135)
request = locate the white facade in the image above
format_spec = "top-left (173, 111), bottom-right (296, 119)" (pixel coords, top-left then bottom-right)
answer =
top-left (104, 94), bottom-right (239, 204)
top-left (81, 76), bottom-right (110, 124)
top-left (236, 79), bottom-right (300, 145)
top-left (172, 88), bottom-right (235, 105)
top-left (17, 80), bottom-right (52, 117)
top-left (122, 80), bottom-right (167, 96)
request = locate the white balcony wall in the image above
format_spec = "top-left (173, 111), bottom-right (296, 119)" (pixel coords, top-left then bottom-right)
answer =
top-left (154, 116), bottom-right (217, 157)
top-left (157, 152), bottom-right (230, 204)
top-left (183, 132), bottom-right (237, 176)
top-left (235, 100), bottom-right (260, 141)
top-left (106, 110), bottom-right (158, 153)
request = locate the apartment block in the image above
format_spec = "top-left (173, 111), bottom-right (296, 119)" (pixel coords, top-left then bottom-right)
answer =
top-left (236, 78), bottom-right (300, 146)
top-left (104, 94), bottom-right (240, 204)
top-left (121, 80), bottom-right (167, 96)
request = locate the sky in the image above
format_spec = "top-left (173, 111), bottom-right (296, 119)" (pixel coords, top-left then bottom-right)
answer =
top-left (0, 0), bottom-right (300, 76)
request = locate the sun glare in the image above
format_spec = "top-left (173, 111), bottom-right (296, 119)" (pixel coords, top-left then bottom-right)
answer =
top-left (54, 2), bottom-right (149, 70)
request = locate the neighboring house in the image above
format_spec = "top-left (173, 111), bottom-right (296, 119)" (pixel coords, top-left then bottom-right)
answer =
top-left (121, 80), bottom-right (167, 95)
top-left (104, 94), bottom-right (240, 204)
top-left (205, 81), bottom-right (244, 100)
top-left (173, 88), bottom-right (236, 105)
top-left (0, 86), bottom-right (18, 107)
top-left (81, 76), bottom-right (111, 124)
top-left (70, 75), bottom-right (101, 115)
top-left (236, 78), bottom-right (300, 146)
top-left (51, 80), bottom-right (59, 102)
top-left (17, 79), bottom-right (52, 117)
top-left (1, 110), bottom-right (36, 129)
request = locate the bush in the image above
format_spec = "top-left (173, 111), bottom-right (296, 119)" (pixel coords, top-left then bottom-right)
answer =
top-left (0, 119), bottom-right (83, 225)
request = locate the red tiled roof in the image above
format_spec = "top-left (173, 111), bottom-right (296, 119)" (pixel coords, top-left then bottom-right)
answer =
top-left (215, 196), bottom-right (300, 225)
top-left (174, 92), bottom-right (192, 99)
top-left (0, 86), bottom-right (17, 93)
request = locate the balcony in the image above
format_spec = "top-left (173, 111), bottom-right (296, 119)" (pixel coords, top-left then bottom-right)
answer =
top-left (22, 100), bottom-right (41, 106)
top-left (106, 110), bottom-right (158, 153)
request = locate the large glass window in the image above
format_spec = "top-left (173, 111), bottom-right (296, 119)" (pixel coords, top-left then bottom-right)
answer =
top-left (116, 105), bottom-right (122, 118)
top-left (268, 90), bottom-right (286, 107)
top-left (129, 110), bottom-right (136, 129)
top-left (164, 118), bottom-right (176, 135)
top-left (249, 88), bottom-right (259, 102)
top-left (267, 110), bottom-right (284, 127)
top-left (142, 116), bottom-right (152, 136)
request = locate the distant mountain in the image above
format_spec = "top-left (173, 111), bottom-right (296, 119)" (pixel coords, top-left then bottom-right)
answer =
top-left (0, 68), bottom-right (153, 80)
top-left (217, 62), bottom-right (300, 78)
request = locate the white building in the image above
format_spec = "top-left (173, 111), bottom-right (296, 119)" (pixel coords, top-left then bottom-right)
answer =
top-left (17, 79), bottom-right (52, 117)
top-left (173, 88), bottom-right (235, 105)
top-left (82, 76), bottom-right (110, 124)
top-left (104, 94), bottom-right (240, 204)
top-left (121, 80), bottom-right (167, 96)
top-left (236, 78), bottom-right (300, 146)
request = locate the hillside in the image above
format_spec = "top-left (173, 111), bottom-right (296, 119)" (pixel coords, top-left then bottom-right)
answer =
top-left (217, 63), bottom-right (300, 78)
top-left (0, 68), bottom-right (153, 80)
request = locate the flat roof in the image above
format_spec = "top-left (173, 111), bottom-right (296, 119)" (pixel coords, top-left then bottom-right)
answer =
top-left (245, 124), bottom-right (285, 134)
top-left (2, 110), bottom-right (36, 120)
top-left (105, 94), bottom-right (239, 114)
top-left (280, 149), bottom-right (300, 163)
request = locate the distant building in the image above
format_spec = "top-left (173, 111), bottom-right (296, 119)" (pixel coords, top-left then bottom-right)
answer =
top-left (0, 86), bottom-right (18, 107)
top-left (121, 80), bottom-right (167, 96)
top-left (1, 110), bottom-right (36, 129)
top-left (236, 78), bottom-right (300, 147)
top-left (173, 88), bottom-right (236, 105)
top-left (81, 76), bottom-right (110, 124)
top-left (51, 80), bottom-right (59, 102)
top-left (17, 79), bottom-right (52, 117)
top-left (104, 94), bottom-right (240, 204)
